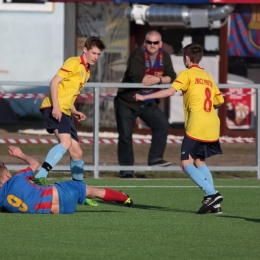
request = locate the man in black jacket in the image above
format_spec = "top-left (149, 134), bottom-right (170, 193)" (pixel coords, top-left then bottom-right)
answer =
top-left (114, 30), bottom-right (176, 178)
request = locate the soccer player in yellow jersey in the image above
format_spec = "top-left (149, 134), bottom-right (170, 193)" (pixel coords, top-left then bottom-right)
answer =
top-left (33, 37), bottom-right (105, 206)
top-left (134, 43), bottom-right (224, 214)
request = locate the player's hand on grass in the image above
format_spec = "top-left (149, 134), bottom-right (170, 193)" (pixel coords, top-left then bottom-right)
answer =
top-left (133, 93), bottom-right (144, 101)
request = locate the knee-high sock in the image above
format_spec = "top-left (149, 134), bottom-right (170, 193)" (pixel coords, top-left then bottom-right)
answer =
top-left (35, 144), bottom-right (66, 178)
top-left (70, 159), bottom-right (84, 181)
top-left (184, 164), bottom-right (215, 195)
top-left (102, 188), bottom-right (128, 202)
top-left (198, 164), bottom-right (214, 187)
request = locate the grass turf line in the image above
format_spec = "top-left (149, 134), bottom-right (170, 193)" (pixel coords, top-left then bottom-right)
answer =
top-left (0, 179), bottom-right (259, 260)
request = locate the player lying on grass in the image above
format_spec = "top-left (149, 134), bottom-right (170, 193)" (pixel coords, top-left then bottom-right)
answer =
top-left (134, 43), bottom-right (224, 214)
top-left (0, 146), bottom-right (133, 214)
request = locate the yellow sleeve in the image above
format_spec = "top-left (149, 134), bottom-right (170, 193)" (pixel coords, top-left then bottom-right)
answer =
top-left (213, 94), bottom-right (224, 106)
top-left (56, 57), bottom-right (78, 79)
top-left (212, 78), bottom-right (224, 105)
top-left (171, 71), bottom-right (189, 92)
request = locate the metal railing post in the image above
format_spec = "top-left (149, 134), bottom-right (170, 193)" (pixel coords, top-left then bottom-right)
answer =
top-left (93, 86), bottom-right (100, 178)
top-left (257, 88), bottom-right (260, 179)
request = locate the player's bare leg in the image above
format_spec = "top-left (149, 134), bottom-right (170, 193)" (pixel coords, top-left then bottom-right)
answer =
top-left (86, 185), bottom-right (134, 207)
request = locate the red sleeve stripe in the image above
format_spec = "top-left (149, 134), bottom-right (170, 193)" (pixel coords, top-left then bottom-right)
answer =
top-left (40, 106), bottom-right (52, 110)
top-left (174, 80), bottom-right (183, 84)
top-left (215, 93), bottom-right (222, 96)
top-left (16, 167), bottom-right (32, 176)
top-left (34, 202), bottom-right (52, 210)
top-left (60, 68), bottom-right (71, 72)
top-left (41, 188), bottom-right (53, 197)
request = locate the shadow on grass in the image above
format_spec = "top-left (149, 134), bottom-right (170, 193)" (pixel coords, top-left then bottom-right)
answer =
top-left (94, 200), bottom-right (195, 213)
top-left (219, 215), bottom-right (260, 223)
top-left (132, 204), bottom-right (195, 214)
top-left (76, 209), bottom-right (121, 213)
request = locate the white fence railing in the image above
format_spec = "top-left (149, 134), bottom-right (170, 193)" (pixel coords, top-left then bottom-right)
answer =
top-left (1, 81), bottom-right (260, 179)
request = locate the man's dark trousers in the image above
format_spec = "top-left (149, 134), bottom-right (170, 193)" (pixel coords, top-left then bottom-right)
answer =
top-left (114, 96), bottom-right (169, 168)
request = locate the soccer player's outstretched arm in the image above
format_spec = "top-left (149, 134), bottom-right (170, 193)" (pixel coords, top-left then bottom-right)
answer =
top-left (8, 146), bottom-right (40, 173)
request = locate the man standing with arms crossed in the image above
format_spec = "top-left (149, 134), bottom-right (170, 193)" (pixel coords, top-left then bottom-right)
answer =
top-left (114, 30), bottom-right (176, 178)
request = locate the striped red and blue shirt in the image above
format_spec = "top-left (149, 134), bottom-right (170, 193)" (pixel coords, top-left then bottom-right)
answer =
top-left (0, 167), bottom-right (53, 214)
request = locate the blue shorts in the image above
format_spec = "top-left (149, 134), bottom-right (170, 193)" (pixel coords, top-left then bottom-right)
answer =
top-left (41, 108), bottom-right (79, 142)
top-left (54, 181), bottom-right (86, 214)
top-left (181, 135), bottom-right (222, 161)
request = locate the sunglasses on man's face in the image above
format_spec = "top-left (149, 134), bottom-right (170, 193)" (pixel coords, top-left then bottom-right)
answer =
top-left (145, 40), bottom-right (160, 45)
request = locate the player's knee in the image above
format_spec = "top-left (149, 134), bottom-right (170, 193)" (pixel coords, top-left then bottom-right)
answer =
top-left (180, 157), bottom-right (194, 170)
top-left (86, 186), bottom-right (101, 198)
top-left (76, 148), bottom-right (83, 159)
top-left (194, 158), bottom-right (205, 168)
top-left (70, 148), bottom-right (83, 161)
top-left (194, 161), bottom-right (199, 168)
top-left (86, 185), bottom-right (94, 197)
top-left (60, 140), bottom-right (72, 150)
top-left (180, 161), bottom-right (187, 170)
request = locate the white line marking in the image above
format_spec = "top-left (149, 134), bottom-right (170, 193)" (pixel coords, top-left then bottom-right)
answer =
top-left (95, 186), bottom-right (260, 188)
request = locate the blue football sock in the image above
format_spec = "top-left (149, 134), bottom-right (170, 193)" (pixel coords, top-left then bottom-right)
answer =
top-left (184, 164), bottom-right (216, 195)
top-left (70, 159), bottom-right (84, 181)
top-left (35, 144), bottom-right (67, 178)
top-left (198, 164), bottom-right (214, 187)
top-left (198, 165), bottom-right (219, 206)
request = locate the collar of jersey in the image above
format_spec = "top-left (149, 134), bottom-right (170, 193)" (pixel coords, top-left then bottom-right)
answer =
top-left (80, 54), bottom-right (90, 73)
top-left (189, 64), bottom-right (204, 70)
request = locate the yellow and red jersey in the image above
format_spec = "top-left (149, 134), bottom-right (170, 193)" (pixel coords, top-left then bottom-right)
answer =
top-left (41, 55), bottom-right (90, 116)
top-left (171, 65), bottom-right (224, 142)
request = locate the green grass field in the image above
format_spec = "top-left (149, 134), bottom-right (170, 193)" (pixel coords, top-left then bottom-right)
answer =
top-left (0, 179), bottom-right (259, 260)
